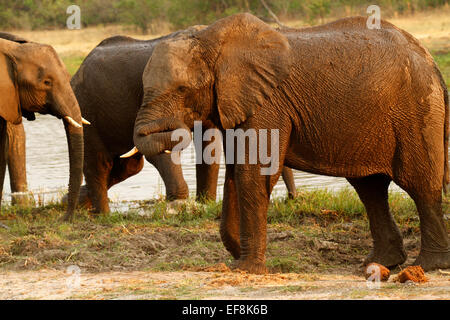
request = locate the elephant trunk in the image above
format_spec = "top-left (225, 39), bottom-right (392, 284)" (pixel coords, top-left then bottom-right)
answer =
top-left (133, 117), bottom-right (191, 159)
top-left (63, 121), bottom-right (83, 221)
top-left (52, 87), bottom-right (84, 221)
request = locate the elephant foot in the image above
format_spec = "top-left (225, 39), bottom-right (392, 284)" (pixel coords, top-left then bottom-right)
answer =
top-left (287, 191), bottom-right (296, 200)
top-left (413, 249), bottom-right (450, 271)
top-left (220, 233), bottom-right (241, 260)
top-left (364, 246), bottom-right (407, 269)
top-left (11, 193), bottom-right (34, 206)
top-left (231, 259), bottom-right (268, 275)
top-left (60, 212), bottom-right (73, 222)
top-left (166, 186), bottom-right (189, 201)
top-left (61, 185), bottom-right (92, 209)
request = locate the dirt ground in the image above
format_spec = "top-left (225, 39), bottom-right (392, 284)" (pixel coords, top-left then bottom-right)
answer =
top-left (1, 268), bottom-right (449, 300)
top-left (1, 207), bottom-right (449, 300)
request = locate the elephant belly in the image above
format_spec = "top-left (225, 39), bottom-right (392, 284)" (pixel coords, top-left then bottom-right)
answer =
top-left (284, 129), bottom-right (395, 179)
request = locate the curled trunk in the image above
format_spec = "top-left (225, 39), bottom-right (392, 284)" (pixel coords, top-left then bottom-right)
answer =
top-left (133, 118), bottom-right (191, 158)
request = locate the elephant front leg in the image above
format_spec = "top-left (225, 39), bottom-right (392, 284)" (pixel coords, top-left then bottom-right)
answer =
top-left (196, 162), bottom-right (219, 202)
top-left (232, 165), bottom-right (282, 274)
top-left (196, 137), bottom-right (220, 202)
top-left (220, 164), bottom-right (240, 259)
top-left (147, 153), bottom-right (189, 201)
top-left (7, 122), bottom-right (32, 206)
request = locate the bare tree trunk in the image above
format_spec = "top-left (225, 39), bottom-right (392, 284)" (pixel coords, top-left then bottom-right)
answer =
top-left (259, 0), bottom-right (288, 28)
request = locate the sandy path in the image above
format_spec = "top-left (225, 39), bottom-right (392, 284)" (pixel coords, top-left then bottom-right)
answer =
top-left (1, 269), bottom-right (449, 300)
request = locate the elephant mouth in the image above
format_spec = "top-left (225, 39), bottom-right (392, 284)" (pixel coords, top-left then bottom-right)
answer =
top-left (129, 118), bottom-right (192, 159)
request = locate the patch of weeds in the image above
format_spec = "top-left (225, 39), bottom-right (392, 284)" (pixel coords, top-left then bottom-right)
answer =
top-left (433, 51), bottom-right (450, 86)
top-left (277, 285), bottom-right (318, 293)
top-left (267, 256), bottom-right (302, 273)
top-left (61, 55), bottom-right (85, 76)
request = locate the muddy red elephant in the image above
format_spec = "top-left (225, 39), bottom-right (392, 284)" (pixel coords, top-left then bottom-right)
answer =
top-left (128, 14), bottom-right (449, 272)
top-left (69, 26), bottom-right (297, 213)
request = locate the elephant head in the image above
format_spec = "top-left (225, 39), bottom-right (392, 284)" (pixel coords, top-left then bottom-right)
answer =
top-left (0, 37), bottom-right (85, 220)
top-left (129, 13), bottom-right (292, 159)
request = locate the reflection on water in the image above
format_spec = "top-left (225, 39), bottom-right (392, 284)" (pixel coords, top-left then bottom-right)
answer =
top-left (4, 114), bottom-right (437, 204)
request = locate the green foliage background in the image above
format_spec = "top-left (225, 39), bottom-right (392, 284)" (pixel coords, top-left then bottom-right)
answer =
top-left (0, 0), bottom-right (448, 33)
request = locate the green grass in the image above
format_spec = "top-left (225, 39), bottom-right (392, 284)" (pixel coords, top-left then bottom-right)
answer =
top-left (61, 55), bottom-right (85, 76)
top-left (433, 51), bottom-right (450, 87)
top-left (1, 189), bottom-right (447, 273)
top-left (268, 188), bottom-right (424, 226)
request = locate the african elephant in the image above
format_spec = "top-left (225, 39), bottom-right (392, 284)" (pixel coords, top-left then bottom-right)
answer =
top-left (0, 33), bottom-right (32, 206)
top-left (129, 13), bottom-right (449, 272)
top-left (0, 35), bottom-right (86, 221)
top-left (6, 122), bottom-right (32, 205)
top-left (70, 27), bottom-right (297, 213)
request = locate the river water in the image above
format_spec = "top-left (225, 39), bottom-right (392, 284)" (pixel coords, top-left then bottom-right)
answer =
top-left (4, 114), bottom-right (438, 205)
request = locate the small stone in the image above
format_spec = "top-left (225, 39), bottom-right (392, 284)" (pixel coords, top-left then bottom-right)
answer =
top-left (0, 223), bottom-right (9, 230)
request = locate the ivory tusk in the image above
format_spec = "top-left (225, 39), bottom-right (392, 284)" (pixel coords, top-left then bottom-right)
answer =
top-left (120, 146), bottom-right (139, 158)
top-left (64, 116), bottom-right (82, 128)
top-left (82, 118), bottom-right (91, 125)
top-left (164, 150), bottom-right (171, 154)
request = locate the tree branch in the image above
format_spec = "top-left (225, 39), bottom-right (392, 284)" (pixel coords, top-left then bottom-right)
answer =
top-left (259, 0), bottom-right (288, 28)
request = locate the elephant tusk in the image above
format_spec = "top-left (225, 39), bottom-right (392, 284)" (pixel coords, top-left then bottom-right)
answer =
top-left (120, 146), bottom-right (139, 158)
top-left (64, 116), bottom-right (82, 128)
top-left (82, 118), bottom-right (91, 125)
top-left (164, 150), bottom-right (171, 154)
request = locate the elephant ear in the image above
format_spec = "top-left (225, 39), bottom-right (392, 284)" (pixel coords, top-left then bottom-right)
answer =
top-left (0, 32), bottom-right (28, 44)
top-left (0, 52), bottom-right (21, 124)
top-left (197, 13), bottom-right (292, 129)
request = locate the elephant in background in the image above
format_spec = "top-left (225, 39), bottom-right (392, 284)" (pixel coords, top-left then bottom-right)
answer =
top-left (6, 122), bottom-right (32, 205)
top-left (0, 33), bottom-right (32, 206)
top-left (0, 33), bottom-right (86, 220)
top-left (131, 14), bottom-right (449, 272)
top-left (70, 26), bottom-right (296, 213)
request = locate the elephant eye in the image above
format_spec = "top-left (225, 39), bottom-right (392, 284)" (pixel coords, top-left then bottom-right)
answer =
top-left (177, 86), bottom-right (187, 93)
top-left (43, 79), bottom-right (52, 87)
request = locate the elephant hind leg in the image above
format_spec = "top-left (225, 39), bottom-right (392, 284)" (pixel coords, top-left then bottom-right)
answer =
top-left (281, 166), bottom-right (296, 199)
top-left (348, 174), bottom-right (407, 268)
top-left (403, 189), bottom-right (450, 271)
top-left (392, 147), bottom-right (449, 270)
